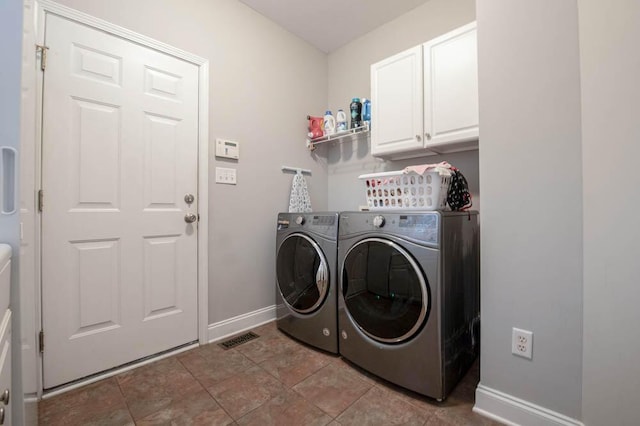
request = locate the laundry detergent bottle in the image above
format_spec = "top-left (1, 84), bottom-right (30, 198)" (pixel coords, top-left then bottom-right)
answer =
top-left (323, 110), bottom-right (336, 136)
top-left (307, 115), bottom-right (324, 139)
top-left (336, 109), bottom-right (348, 132)
top-left (362, 98), bottom-right (371, 128)
top-left (350, 97), bottom-right (362, 128)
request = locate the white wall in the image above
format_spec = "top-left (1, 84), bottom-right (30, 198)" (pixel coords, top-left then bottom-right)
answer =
top-left (325, 0), bottom-right (478, 211)
top-left (579, 1), bottom-right (640, 424)
top-left (53, 0), bottom-right (329, 325)
top-left (475, 0), bottom-right (584, 421)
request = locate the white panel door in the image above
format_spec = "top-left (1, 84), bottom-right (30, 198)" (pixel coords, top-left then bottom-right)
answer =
top-left (41, 14), bottom-right (199, 388)
top-left (423, 22), bottom-right (478, 146)
top-left (370, 45), bottom-right (425, 157)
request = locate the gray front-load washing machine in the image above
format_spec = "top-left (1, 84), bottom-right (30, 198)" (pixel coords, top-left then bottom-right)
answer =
top-left (275, 212), bottom-right (339, 354)
top-left (338, 211), bottom-right (479, 400)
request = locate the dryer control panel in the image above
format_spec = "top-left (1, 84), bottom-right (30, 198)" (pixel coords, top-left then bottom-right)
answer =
top-left (340, 212), bottom-right (440, 246)
top-left (397, 214), bottom-right (439, 245)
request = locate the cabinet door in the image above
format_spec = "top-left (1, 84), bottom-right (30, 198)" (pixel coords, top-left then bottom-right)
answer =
top-left (423, 22), bottom-right (478, 147)
top-left (371, 45), bottom-right (424, 157)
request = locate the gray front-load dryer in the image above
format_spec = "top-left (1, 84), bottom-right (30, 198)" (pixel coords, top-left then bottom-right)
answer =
top-left (276, 212), bottom-right (339, 354)
top-left (338, 211), bottom-right (479, 400)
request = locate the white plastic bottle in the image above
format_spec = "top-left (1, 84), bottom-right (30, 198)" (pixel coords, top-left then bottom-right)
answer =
top-left (323, 110), bottom-right (336, 136)
top-left (336, 109), bottom-right (348, 132)
top-left (362, 98), bottom-right (371, 128)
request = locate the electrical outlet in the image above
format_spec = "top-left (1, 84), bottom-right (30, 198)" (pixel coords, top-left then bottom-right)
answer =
top-left (512, 327), bottom-right (533, 359)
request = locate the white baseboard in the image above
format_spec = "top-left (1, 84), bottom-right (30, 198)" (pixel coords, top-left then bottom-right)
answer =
top-left (474, 384), bottom-right (584, 426)
top-left (208, 305), bottom-right (277, 343)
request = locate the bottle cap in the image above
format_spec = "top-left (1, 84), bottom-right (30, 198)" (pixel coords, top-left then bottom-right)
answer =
top-left (352, 98), bottom-right (360, 102)
top-left (325, 110), bottom-right (332, 115)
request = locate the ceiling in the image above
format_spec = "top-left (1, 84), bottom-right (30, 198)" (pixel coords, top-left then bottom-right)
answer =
top-left (237, 0), bottom-right (432, 53)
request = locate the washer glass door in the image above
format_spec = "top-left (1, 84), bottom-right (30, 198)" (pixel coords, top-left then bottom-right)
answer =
top-left (277, 233), bottom-right (329, 314)
top-left (342, 238), bottom-right (429, 343)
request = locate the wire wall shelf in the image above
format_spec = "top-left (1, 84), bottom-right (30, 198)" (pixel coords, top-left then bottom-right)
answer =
top-left (306, 124), bottom-right (370, 151)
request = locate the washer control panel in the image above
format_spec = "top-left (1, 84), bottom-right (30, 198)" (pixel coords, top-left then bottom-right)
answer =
top-left (278, 214), bottom-right (338, 239)
top-left (312, 215), bottom-right (336, 226)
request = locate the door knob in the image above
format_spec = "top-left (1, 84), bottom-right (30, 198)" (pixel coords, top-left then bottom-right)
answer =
top-left (184, 213), bottom-right (197, 223)
top-left (184, 193), bottom-right (195, 204)
top-left (0, 407), bottom-right (5, 425)
top-left (0, 389), bottom-right (8, 405)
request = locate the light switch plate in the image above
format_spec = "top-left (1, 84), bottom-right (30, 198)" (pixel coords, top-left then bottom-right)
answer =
top-left (215, 167), bottom-right (236, 185)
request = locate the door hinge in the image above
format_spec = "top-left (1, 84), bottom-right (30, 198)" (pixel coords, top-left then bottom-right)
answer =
top-left (38, 189), bottom-right (44, 212)
top-left (39, 330), bottom-right (44, 353)
top-left (36, 44), bottom-right (49, 71)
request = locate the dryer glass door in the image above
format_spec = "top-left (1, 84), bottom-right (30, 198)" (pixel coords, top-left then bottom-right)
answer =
top-left (342, 238), bottom-right (429, 343)
top-left (277, 233), bottom-right (329, 314)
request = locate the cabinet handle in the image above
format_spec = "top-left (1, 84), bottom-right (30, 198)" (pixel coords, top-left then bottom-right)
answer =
top-left (0, 389), bottom-right (8, 405)
top-left (0, 406), bottom-right (5, 425)
top-left (425, 132), bottom-right (431, 140)
top-left (415, 135), bottom-right (422, 142)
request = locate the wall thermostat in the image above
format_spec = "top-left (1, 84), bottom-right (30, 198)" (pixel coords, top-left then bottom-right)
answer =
top-left (215, 138), bottom-right (239, 160)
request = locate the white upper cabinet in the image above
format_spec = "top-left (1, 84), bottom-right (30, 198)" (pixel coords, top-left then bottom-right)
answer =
top-left (424, 22), bottom-right (478, 149)
top-left (371, 22), bottom-right (478, 159)
top-left (370, 45), bottom-right (424, 157)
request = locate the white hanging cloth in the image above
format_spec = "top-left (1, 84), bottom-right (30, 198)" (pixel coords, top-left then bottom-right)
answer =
top-left (288, 170), bottom-right (312, 213)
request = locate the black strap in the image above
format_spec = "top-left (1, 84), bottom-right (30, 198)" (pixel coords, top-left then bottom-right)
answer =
top-left (447, 170), bottom-right (472, 211)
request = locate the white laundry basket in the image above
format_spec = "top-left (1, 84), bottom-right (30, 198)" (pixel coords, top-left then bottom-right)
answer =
top-left (359, 170), bottom-right (451, 211)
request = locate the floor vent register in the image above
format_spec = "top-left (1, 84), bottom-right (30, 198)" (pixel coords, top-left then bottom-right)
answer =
top-left (218, 332), bottom-right (259, 349)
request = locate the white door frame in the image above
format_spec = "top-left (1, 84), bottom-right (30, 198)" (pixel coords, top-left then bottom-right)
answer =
top-left (24, 0), bottom-right (209, 396)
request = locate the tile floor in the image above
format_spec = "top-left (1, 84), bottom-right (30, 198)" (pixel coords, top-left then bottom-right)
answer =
top-left (39, 321), bottom-right (499, 425)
